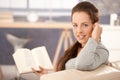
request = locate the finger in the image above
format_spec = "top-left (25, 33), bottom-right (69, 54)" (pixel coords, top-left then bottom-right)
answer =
top-left (94, 22), bottom-right (98, 26)
top-left (93, 22), bottom-right (98, 28)
top-left (39, 66), bottom-right (44, 71)
top-left (32, 68), bottom-right (37, 73)
top-left (32, 68), bottom-right (41, 73)
top-left (39, 66), bottom-right (48, 74)
top-left (32, 68), bottom-right (41, 76)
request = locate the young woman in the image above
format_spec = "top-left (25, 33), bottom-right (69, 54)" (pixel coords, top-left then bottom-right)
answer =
top-left (32, 1), bottom-right (109, 76)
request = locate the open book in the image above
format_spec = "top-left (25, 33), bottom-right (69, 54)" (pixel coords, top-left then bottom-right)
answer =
top-left (13, 46), bottom-right (53, 74)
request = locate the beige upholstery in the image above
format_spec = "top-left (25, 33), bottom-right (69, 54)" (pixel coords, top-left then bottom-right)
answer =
top-left (40, 65), bottom-right (120, 80)
top-left (111, 61), bottom-right (120, 70)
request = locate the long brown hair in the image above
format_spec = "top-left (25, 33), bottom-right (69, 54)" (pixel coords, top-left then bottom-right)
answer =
top-left (56, 42), bottom-right (81, 71)
top-left (56, 1), bottom-right (99, 71)
top-left (71, 1), bottom-right (99, 24)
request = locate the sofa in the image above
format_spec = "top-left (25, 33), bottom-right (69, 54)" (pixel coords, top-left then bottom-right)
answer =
top-left (40, 64), bottom-right (120, 80)
top-left (40, 26), bottom-right (120, 80)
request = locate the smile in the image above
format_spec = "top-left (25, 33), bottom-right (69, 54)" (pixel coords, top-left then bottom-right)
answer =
top-left (78, 35), bottom-right (85, 39)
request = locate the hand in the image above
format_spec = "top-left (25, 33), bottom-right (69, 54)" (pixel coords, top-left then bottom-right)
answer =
top-left (32, 66), bottom-right (48, 77)
top-left (92, 23), bottom-right (102, 43)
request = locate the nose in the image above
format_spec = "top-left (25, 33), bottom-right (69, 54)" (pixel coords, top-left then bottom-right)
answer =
top-left (76, 26), bottom-right (83, 33)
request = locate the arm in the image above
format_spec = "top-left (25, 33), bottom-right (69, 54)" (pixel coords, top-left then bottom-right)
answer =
top-left (75, 38), bottom-right (109, 70)
top-left (65, 38), bottom-right (109, 70)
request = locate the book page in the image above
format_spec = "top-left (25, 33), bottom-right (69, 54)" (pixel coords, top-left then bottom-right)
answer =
top-left (31, 46), bottom-right (53, 70)
top-left (13, 49), bottom-right (39, 74)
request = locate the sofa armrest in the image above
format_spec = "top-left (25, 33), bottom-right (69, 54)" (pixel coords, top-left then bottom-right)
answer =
top-left (40, 65), bottom-right (120, 80)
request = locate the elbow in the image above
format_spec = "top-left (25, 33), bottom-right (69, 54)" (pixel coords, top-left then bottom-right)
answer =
top-left (75, 62), bottom-right (93, 71)
top-left (74, 62), bottom-right (98, 71)
top-left (75, 65), bottom-right (86, 70)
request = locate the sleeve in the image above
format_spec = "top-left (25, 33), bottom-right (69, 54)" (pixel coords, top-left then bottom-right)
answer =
top-left (65, 38), bottom-right (109, 70)
top-left (74, 38), bottom-right (109, 70)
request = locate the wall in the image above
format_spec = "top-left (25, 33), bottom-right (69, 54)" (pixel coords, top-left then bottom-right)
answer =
top-left (0, 28), bottom-right (64, 64)
top-left (101, 26), bottom-right (120, 62)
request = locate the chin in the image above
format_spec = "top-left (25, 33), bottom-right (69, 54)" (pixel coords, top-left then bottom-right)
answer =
top-left (78, 40), bottom-right (87, 45)
top-left (78, 40), bottom-right (84, 44)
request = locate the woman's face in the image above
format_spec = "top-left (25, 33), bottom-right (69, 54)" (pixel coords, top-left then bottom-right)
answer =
top-left (72, 12), bottom-right (94, 47)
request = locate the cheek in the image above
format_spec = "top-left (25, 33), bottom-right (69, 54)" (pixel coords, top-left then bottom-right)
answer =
top-left (86, 28), bottom-right (93, 36)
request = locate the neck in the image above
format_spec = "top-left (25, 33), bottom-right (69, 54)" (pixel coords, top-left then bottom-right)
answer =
top-left (81, 43), bottom-right (86, 48)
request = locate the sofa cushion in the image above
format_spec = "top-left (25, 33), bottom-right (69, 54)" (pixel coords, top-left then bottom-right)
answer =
top-left (40, 65), bottom-right (120, 80)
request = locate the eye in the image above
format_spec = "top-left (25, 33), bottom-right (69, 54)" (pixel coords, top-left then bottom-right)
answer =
top-left (72, 24), bottom-right (78, 28)
top-left (83, 23), bottom-right (89, 27)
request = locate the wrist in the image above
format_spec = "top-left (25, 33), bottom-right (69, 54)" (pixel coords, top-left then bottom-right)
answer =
top-left (92, 37), bottom-right (99, 43)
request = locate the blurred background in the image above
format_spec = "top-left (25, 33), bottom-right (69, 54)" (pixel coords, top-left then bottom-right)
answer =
top-left (0, 0), bottom-right (120, 80)
top-left (0, 0), bottom-right (120, 65)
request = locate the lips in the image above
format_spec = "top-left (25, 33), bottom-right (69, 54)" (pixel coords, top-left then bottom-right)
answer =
top-left (78, 35), bottom-right (85, 40)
